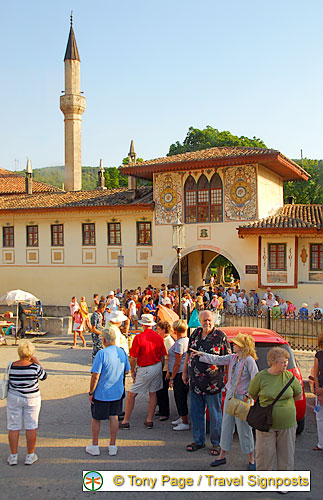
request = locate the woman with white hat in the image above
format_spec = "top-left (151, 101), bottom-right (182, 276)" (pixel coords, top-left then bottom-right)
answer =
top-left (105, 310), bottom-right (129, 354)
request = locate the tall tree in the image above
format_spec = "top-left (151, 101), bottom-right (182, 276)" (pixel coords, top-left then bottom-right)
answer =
top-left (284, 159), bottom-right (323, 204)
top-left (168, 126), bottom-right (267, 156)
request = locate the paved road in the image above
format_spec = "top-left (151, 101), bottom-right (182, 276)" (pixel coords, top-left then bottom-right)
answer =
top-left (0, 335), bottom-right (321, 500)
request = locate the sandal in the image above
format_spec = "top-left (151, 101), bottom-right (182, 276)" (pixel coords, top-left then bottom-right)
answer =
top-left (186, 442), bottom-right (205, 452)
top-left (313, 446), bottom-right (322, 451)
top-left (210, 445), bottom-right (221, 456)
top-left (144, 421), bottom-right (153, 429)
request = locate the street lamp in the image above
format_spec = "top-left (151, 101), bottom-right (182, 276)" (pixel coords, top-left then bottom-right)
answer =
top-left (117, 253), bottom-right (124, 293)
top-left (172, 215), bottom-right (185, 318)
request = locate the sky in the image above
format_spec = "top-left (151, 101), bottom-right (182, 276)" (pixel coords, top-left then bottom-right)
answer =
top-left (1, 0), bottom-right (323, 171)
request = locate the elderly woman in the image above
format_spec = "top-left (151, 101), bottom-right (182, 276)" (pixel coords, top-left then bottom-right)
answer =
top-left (313, 334), bottom-right (323, 451)
top-left (86, 327), bottom-right (130, 457)
top-left (248, 347), bottom-right (302, 471)
top-left (6, 341), bottom-right (47, 466)
top-left (191, 333), bottom-right (258, 469)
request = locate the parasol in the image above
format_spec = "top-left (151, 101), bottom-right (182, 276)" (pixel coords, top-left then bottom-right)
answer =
top-left (157, 304), bottom-right (179, 323)
top-left (0, 289), bottom-right (40, 344)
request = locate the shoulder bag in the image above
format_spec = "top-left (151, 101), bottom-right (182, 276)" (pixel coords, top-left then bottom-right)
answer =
top-left (226, 358), bottom-right (251, 421)
top-left (0, 362), bottom-right (13, 400)
top-left (246, 374), bottom-right (295, 432)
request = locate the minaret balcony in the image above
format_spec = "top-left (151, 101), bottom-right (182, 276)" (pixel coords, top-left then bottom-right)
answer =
top-left (60, 94), bottom-right (86, 115)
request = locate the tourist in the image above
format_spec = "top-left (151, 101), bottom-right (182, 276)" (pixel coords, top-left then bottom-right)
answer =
top-left (191, 332), bottom-right (258, 469)
top-left (6, 341), bottom-right (47, 465)
top-left (248, 347), bottom-right (302, 472)
top-left (119, 314), bottom-right (166, 430)
top-left (183, 310), bottom-right (230, 456)
top-left (72, 305), bottom-right (86, 348)
top-left (156, 321), bottom-right (175, 421)
top-left (298, 303), bottom-right (309, 320)
top-left (85, 327), bottom-right (130, 456)
top-left (90, 301), bottom-right (105, 360)
top-left (79, 295), bottom-right (91, 330)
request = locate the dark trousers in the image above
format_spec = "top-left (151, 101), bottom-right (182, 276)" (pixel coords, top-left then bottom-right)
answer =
top-left (17, 316), bottom-right (26, 338)
top-left (156, 371), bottom-right (170, 417)
top-left (173, 372), bottom-right (189, 417)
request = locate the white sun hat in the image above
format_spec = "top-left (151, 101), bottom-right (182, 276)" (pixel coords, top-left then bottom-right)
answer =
top-left (108, 290), bottom-right (115, 296)
top-left (106, 310), bottom-right (128, 323)
top-left (139, 314), bottom-right (156, 326)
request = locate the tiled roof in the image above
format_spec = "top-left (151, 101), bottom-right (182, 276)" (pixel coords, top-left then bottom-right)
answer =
top-left (0, 185), bottom-right (153, 212)
top-left (120, 146), bottom-right (309, 182)
top-left (0, 169), bottom-right (61, 195)
top-left (124, 147), bottom-right (280, 167)
top-left (239, 204), bottom-right (323, 231)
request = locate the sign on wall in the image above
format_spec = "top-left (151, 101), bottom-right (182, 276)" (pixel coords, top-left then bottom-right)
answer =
top-left (245, 265), bottom-right (258, 274)
top-left (152, 265), bottom-right (163, 273)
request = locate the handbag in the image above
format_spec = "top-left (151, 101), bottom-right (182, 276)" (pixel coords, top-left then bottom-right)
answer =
top-left (246, 375), bottom-right (295, 432)
top-left (0, 362), bottom-right (13, 400)
top-left (226, 358), bottom-right (251, 421)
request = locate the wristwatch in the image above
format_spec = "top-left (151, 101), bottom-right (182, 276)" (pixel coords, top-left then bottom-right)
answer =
top-left (89, 391), bottom-right (94, 395)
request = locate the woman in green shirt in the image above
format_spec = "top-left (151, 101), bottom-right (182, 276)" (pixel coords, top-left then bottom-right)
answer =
top-left (248, 347), bottom-right (302, 472)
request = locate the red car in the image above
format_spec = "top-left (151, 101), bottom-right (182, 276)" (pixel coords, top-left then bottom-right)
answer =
top-left (206, 327), bottom-right (306, 434)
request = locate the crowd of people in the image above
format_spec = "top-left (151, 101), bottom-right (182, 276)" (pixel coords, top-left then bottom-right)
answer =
top-left (4, 281), bottom-right (323, 487)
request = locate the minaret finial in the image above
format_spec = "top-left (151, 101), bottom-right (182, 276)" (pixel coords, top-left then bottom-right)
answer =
top-left (70, 11), bottom-right (73, 26)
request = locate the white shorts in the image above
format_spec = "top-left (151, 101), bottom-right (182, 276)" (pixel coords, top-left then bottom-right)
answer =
top-left (73, 322), bottom-right (83, 331)
top-left (130, 362), bottom-right (163, 395)
top-left (7, 392), bottom-right (41, 431)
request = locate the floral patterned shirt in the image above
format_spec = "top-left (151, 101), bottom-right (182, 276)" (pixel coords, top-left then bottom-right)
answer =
top-left (188, 327), bottom-right (230, 395)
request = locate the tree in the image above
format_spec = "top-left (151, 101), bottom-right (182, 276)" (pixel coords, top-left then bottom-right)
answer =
top-left (168, 126), bottom-right (267, 156)
top-left (284, 159), bottom-right (323, 204)
top-left (209, 255), bottom-right (237, 285)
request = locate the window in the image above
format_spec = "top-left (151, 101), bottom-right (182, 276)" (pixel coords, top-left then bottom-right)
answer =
top-left (184, 175), bottom-right (197, 223)
top-left (26, 225), bottom-right (38, 247)
top-left (3, 226), bottom-right (14, 247)
top-left (210, 173), bottom-right (223, 222)
top-left (197, 174), bottom-right (209, 222)
top-left (82, 223), bottom-right (95, 246)
top-left (51, 224), bottom-right (64, 246)
top-left (268, 243), bottom-right (286, 270)
top-left (310, 243), bottom-right (323, 271)
top-left (108, 223), bottom-right (121, 245)
top-left (137, 221), bottom-right (151, 245)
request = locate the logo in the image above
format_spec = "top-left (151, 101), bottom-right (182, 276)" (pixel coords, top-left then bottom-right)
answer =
top-left (83, 471), bottom-right (103, 491)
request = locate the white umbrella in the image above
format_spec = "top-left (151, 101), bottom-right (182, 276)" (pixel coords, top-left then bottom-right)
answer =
top-left (0, 289), bottom-right (40, 344)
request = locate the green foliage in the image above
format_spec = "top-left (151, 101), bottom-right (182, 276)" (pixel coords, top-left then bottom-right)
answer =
top-left (284, 159), bottom-right (323, 204)
top-left (122, 157), bottom-right (144, 165)
top-left (104, 167), bottom-right (128, 189)
top-left (168, 126), bottom-right (267, 156)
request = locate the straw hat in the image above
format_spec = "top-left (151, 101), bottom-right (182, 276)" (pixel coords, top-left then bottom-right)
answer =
top-left (139, 314), bottom-right (156, 326)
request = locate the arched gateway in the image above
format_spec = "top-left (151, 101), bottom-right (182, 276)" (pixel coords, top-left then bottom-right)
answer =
top-left (170, 245), bottom-right (242, 289)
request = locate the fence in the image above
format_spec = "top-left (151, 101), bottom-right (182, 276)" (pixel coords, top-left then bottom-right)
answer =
top-left (222, 312), bottom-right (323, 351)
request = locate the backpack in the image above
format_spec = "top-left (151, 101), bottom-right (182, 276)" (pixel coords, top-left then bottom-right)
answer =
top-left (314, 309), bottom-right (322, 320)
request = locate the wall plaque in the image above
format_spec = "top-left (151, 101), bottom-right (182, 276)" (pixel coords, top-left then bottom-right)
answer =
top-left (152, 265), bottom-right (163, 273)
top-left (245, 265), bottom-right (258, 274)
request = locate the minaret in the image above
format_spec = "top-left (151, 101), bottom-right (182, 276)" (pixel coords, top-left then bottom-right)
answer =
top-left (25, 159), bottom-right (32, 195)
top-left (128, 139), bottom-right (137, 189)
top-left (98, 159), bottom-right (106, 190)
top-left (60, 14), bottom-right (86, 191)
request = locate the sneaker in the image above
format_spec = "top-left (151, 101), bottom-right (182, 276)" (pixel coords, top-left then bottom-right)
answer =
top-left (108, 445), bottom-right (118, 456)
top-left (171, 417), bottom-right (183, 425)
top-left (173, 423), bottom-right (190, 431)
top-left (25, 453), bottom-right (38, 465)
top-left (248, 461), bottom-right (256, 471)
top-left (85, 444), bottom-right (100, 456)
top-left (7, 454), bottom-right (18, 466)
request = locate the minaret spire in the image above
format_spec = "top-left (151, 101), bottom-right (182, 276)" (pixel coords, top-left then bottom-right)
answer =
top-left (60, 16), bottom-right (86, 191)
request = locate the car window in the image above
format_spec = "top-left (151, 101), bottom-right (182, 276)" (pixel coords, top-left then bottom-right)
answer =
top-left (254, 343), bottom-right (296, 370)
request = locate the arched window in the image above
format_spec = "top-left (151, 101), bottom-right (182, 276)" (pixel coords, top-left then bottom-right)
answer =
top-left (210, 173), bottom-right (223, 222)
top-left (184, 175), bottom-right (197, 223)
top-left (197, 174), bottom-right (209, 222)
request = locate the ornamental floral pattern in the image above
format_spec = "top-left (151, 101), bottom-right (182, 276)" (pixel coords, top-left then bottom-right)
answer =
top-left (225, 165), bottom-right (257, 220)
top-left (154, 172), bottom-right (183, 224)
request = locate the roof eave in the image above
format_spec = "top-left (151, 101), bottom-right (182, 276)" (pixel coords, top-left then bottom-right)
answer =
top-left (237, 226), bottom-right (321, 238)
top-left (0, 202), bottom-right (154, 215)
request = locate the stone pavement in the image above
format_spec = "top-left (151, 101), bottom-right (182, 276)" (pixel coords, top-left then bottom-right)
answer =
top-left (0, 333), bottom-right (320, 500)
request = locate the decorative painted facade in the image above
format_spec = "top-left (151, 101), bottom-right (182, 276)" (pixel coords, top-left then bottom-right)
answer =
top-left (154, 172), bottom-right (183, 224)
top-left (224, 165), bottom-right (257, 221)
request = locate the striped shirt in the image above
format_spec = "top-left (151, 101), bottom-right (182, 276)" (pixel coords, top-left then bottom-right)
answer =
top-left (8, 363), bottom-right (47, 398)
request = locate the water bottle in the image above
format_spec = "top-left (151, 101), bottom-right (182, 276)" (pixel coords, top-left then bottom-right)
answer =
top-left (314, 403), bottom-right (321, 413)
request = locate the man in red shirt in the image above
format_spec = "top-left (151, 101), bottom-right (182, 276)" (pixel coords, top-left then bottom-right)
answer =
top-left (120, 314), bottom-right (166, 429)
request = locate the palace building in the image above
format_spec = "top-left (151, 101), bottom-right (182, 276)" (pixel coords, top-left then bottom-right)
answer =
top-left (0, 20), bottom-right (322, 307)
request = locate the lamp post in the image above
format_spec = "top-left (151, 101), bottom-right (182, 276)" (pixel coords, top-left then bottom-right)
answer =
top-left (117, 253), bottom-right (124, 293)
top-left (172, 215), bottom-right (185, 318)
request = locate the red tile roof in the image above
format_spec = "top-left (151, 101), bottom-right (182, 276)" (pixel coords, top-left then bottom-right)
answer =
top-left (0, 169), bottom-right (61, 195)
top-left (238, 204), bottom-right (323, 235)
top-left (120, 147), bottom-right (310, 181)
top-left (0, 186), bottom-right (153, 213)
